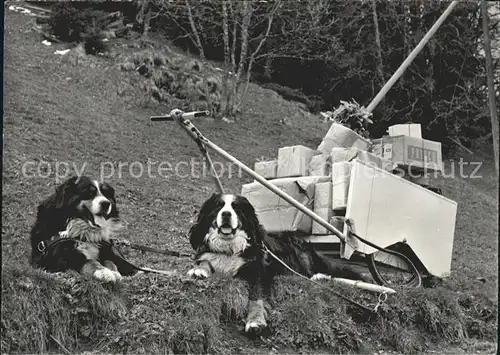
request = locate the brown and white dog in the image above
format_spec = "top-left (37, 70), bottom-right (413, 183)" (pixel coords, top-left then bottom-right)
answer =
top-left (30, 176), bottom-right (137, 282)
top-left (188, 193), bottom-right (366, 333)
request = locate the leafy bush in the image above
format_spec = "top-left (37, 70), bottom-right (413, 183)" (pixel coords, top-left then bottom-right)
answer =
top-left (83, 30), bottom-right (108, 55)
top-left (49, 3), bottom-right (108, 54)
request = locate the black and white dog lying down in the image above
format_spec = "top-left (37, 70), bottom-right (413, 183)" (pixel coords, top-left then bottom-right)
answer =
top-left (30, 176), bottom-right (138, 282)
top-left (188, 193), bottom-right (366, 333)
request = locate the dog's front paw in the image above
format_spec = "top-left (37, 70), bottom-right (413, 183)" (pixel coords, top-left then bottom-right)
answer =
top-left (93, 268), bottom-right (117, 283)
top-left (111, 270), bottom-right (123, 281)
top-left (245, 319), bottom-right (267, 333)
top-left (311, 273), bottom-right (332, 281)
top-left (245, 300), bottom-right (268, 333)
top-left (58, 230), bottom-right (69, 238)
top-left (187, 267), bottom-right (211, 279)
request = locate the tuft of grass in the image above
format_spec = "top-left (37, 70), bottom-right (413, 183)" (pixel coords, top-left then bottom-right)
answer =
top-left (1, 266), bottom-right (497, 354)
top-left (267, 276), bottom-right (497, 354)
top-left (1, 265), bottom-right (127, 354)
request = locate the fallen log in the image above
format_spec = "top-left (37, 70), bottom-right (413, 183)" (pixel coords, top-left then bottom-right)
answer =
top-left (22, 3), bottom-right (52, 13)
top-left (106, 18), bottom-right (124, 30)
top-left (97, 11), bottom-right (121, 23)
top-left (114, 26), bottom-right (130, 37)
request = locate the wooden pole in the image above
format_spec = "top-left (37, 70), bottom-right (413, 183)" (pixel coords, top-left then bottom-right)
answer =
top-left (152, 110), bottom-right (359, 251)
top-left (366, 1), bottom-right (459, 113)
top-left (333, 278), bottom-right (396, 294)
top-left (202, 137), bottom-right (357, 247)
top-left (481, 0), bottom-right (500, 178)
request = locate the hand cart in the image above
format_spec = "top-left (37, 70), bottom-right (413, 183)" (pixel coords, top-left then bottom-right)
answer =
top-left (151, 109), bottom-right (424, 289)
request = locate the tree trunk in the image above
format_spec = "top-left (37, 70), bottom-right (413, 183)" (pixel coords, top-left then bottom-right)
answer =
top-left (143, 4), bottom-right (151, 38)
top-left (221, 0), bottom-right (232, 116)
top-left (185, 0), bottom-right (205, 59)
top-left (236, 1), bottom-right (279, 111)
top-left (263, 53), bottom-right (273, 80)
top-left (371, 0), bottom-right (384, 84)
top-left (481, 0), bottom-right (499, 177)
top-left (228, 0), bottom-right (238, 113)
top-left (136, 0), bottom-right (150, 38)
top-left (236, 0), bottom-right (251, 82)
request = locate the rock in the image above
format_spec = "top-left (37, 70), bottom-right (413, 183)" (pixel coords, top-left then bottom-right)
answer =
top-left (117, 81), bottom-right (134, 96)
top-left (185, 59), bottom-right (203, 72)
top-left (137, 63), bottom-right (152, 77)
top-left (205, 76), bottom-right (221, 94)
top-left (74, 43), bottom-right (86, 57)
top-left (62, 43), bottom-right (86, 66)
top-left (150, 85), bottom-right (162, 102)
top-left (101, 30), bottom-right (116, 39)
top-left (120, 62), bottom-right (136, 71)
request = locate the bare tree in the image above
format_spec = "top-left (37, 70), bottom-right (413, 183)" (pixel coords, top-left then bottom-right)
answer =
top-left (185, 0), bottom-right (205, 59)
top-left (136, 0), bottom-right (151, 38)
top-left (217, 0), bottom-right (283, 115)
top-left (236, 1), bottom-right (281, 111)
top-left (221, 0), bottom-right (232, 115)
top-left (371, 0), bottom-right (385, 84)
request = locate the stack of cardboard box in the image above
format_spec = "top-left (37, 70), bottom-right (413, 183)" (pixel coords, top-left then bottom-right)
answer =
top-left (241, 122), bottom-right (443, 236)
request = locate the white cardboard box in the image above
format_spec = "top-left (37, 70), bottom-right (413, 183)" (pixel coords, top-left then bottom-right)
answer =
top-left (254, 160), bottom-right (278, 179)
top-left (355, 150), bottom-right (397, 172)
top-left (241, 176), bottom-right (330, 233)
top-left (312, 182), bottom-right (333, 234)
top-left (388, 124), bottom-right (422, 138)
top-left (345, 160), bottom-right (457, 277)
top-left (330, 147), bottom-right (359, 163)
top-left (371, 135), bottom-right (443, 172)
top-left (331, 161), bottom-right (352, 209)
top-left (318, 123), bottom-right (371, 154)
top-left (277, 145), bottom-right (318, 177)
top-left (308, 154), bottom-right (330, 176)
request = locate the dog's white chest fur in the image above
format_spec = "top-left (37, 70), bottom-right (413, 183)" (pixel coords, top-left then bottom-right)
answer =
top-left (61, 218), bottom-right (123, 242)
top-left (197, 226), bottom-right (250, 277)
top-left (204, 228), bottom-right (249, 255)
top-left (198, 252), bottom-right (246, 277)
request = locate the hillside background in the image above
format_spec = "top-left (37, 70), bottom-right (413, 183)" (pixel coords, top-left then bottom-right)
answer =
top-left (2, 1), bottom-right (499, 354)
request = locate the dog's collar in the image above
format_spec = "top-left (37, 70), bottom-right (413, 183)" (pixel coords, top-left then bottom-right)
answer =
top-left (36, 218), bottom-right (79, 253)
top-left (37, 240), bottom-right (47, 253)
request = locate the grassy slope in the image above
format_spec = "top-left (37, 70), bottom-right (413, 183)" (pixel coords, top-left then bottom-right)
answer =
top-left (2, 9), bottom-right (498, 355)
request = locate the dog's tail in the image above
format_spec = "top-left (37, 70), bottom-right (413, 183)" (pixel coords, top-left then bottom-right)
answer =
top-left (313, 253), bottom-right (368, 281)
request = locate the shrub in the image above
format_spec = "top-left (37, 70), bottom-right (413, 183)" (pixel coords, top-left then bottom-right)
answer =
top-left (83, 30), bottom-right (108, 55)
top-left (49, 3), bottom-right (108, 48)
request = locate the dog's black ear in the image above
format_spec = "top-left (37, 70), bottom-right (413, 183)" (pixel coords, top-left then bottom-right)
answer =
top-left (195, 193), bottom-right (221, 222)
top-left (53, 176), bottom-right (79, 209)
top-left (30, 176), bottom-right (80, 265)
top-left (100, 182), bottom-right (116, 201)
top-left (189, 193), bottom-right (222, 251)
top-left (234, 195), bottom-right (266, 244)
top-left (188, 223), bottom-right (206, 251)
top-left (100, 182), bottom-right (119, 218)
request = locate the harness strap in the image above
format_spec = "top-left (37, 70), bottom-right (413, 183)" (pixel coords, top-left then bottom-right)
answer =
top-left (37, 231), bottom-right (71, 254)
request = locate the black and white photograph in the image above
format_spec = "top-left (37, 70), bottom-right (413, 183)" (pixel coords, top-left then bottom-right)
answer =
top-left (2, 0), bottom-right (498, 354)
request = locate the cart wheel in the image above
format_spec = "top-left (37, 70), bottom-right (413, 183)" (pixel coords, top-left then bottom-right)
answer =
top-left (367, 245), bottom-right (422, 288)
